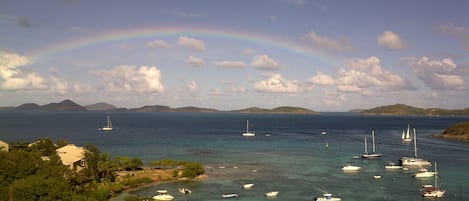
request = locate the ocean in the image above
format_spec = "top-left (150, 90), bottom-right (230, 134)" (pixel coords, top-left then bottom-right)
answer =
top-left (1, 111), bottom-right (468, 201)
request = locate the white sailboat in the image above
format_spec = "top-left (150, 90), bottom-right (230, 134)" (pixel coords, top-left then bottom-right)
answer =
top-left (98, 113), bottom-right (113, 131)
top-left (399, 128), bottom-right (431, 166)
top-left (420, 162), bottom-right (445, 197)
top-left (314, 193), bottom-right (342, 201)
top-left (362, 130), bottom-right (383, 159)
top-left (152, 189), bottom-right (174, 201)
top-left (401, 124), bottom-right (412, 142)
top-left (242, 120), bottom-right (255, 137)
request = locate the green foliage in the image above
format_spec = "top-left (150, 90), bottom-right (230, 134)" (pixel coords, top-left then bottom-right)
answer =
top-left (120, 177), bottom-right (152, 187)
top-left (112, 156), bottom-right (143, 170)
top-left (11, 174), bottom-right (72, 201)
top-left (29, 138), bottom-right (56, 156)
top-left (443, 121), bottom-right (469, 136)
top-left (150, 159), bottom-right (205, 178)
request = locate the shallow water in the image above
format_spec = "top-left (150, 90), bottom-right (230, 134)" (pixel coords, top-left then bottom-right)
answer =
top-left (1, 111), bottom-right (468, 201)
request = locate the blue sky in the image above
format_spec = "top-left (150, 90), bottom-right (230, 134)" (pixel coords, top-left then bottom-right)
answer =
top-left (1, 0), bottom-right (468, 111)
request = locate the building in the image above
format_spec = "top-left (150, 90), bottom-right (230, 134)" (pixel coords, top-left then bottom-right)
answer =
top-left (0, 140), bottom-right (9, 152)
top-left (56, 144), bottom-right (87, 171)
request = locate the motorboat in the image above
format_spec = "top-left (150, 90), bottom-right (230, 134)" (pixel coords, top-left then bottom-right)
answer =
top-left (342, 164), bottom-right (362, 171)
top-left (362, 130), bottom-right (383, 159)
top-left (321, 131), bottom-right (327, 135)
top-left (242, 120), bottom-right (255, 137)
top-left (314, 193), bottom-right (342, 201)
top-left (384, 162), bottom-right (402, 170)
top-left (222, 193), bottom-right (238, 198)
top-left (242, 183), bottom-right (254, 189)
top-left (178, 187), bottom-right (191, 194)
top-left (420, 162), bottom-right (445, 197)
top-left (413, 168), bottom-right (436, 178)
top-left (152, 189), bottom-right (174, 201)
top-left (373, 175), bottom-right (382, 179)
top-left (399, 128), bottom-right (431, 166)
top-left (265, 191), bottom-right (279, 197)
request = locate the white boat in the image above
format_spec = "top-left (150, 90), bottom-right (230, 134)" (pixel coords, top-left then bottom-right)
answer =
top-left (321, 131), bottom-right (327, 135)
top-left (314, 193), bottom-right (342, 201)
top-left (362, 130), bottom-right (383, 159)
top-left (152, 190), bottom-right (174, 201)
top-left (413, 168), bottom-right (436, 178)
top-left (342, 164), bottom-right (362, 171)
top-left (242, 183), bottom-right (254, 189)
top-left (178, 187), bottom-right (191, 194)
top-left (265, 191), bottom-right (279, 197)
top-left (373, 175), bottom-right (382, 179)
top-left (242, 120), bottom-right (255, 137)
top-left (420, 162), bottom-right (445, 197)
top-left (222, 193), bottom-right (238, 198)
top-left (402, 124), bottom-right (412, 142)
top-left (98, 113), bottom-right (113, 131)
top-left (399, 128), bottom-right (431, 166)
top-left (384, 162), bottom-right (402, 170)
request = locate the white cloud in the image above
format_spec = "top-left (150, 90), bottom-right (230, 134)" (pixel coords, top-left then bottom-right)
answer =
top-left (406, 56), bottom-right (465, 90)
top-left (231, 86), bottom-right (247, 93)
top-left (308, 72), bottom-right (335, 86)
top-left (304, 31), bottom-right (352, 51)
top-left (253, 73), bottom-right (302, 93)
top-left (186, 80), bottom-right (199, 93)
top-left (377, 31), bottom-right (405, 50)
top-left (214, 61), bottom-right (246, 69)
top-left (48, 67), bottom-right (69, 95)
top-left (94, 65), bottom-right (164, 93)
top-left (439, 23), bottom-right (469, 51)
top-left (177, 36), bottom-right (205, 52)
top-left (251, 54), bottom-right (282, 70)
top-left (146, 40), bottom-right (173, 48)
top-left (0, 50), bottom-right (47, 90)
top-left (186, 56), bottom-right (206, 67)
top-left (242, 49), bottom-right (255, 55)
top-left (312, 56), bottom-right (415, 95)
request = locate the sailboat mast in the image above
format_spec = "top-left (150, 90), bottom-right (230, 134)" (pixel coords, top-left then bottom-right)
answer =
top-left (372, 130), bottom-right (376, 153)
top-left (434, 162), bottom-right (438, 187)
top-left (406, 124), bottom-right (411, 139)
top-left (364, 137), bottom-right (368, 154)
top-left (413, 127), bottom-right (418, 158)
top-left (246, 120), bottom-right (249, 133)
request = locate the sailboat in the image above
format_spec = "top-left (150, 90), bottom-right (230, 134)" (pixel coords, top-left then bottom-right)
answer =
top-left (420, 162), bottom-right (445, 197)
top-left (98, 113), bottom-right (113, 131)
top-left (242, 120), bottom-right (255, 137)
top-left (362, 130), bottom-right (383, 159)
top-left (399, 128), bottom-right (431, 166)
top-left (401, 124), bottom-right (412, 142)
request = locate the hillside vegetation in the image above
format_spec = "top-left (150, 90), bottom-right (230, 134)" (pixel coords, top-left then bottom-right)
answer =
top-left (231, 106), bottom-right (319, 114)
top-left (437, 121), bottom-right (469, 141)
top-left (361, 104), bottom-right (469, 116)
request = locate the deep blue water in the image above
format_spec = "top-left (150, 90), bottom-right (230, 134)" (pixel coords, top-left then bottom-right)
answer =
top-left (1, 111), bottom-right (468, 201)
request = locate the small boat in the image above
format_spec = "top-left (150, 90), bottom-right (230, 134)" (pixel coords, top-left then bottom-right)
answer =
top-left (178, 187), bottom-right (191, 194)
top-left (413, 168), bottom-right (436, 178)
top-left (373, 175), bottom-right (382, 179)
top-left (402, 124), bottom-right (412, 142)
top-left (222, 193), bottom-right (238, 198)
top-left (242, 183), bottom-right (254, 189)
top-left (384, 162), bottom-right (402, 170)
top-left (361, 130), bottom-right (383, 159)
top-left (314, 193), bottom-right (342, 201)
top-left (420, 162), bottom-right (445, 197)
top-left (152, 190), bottom-right (174, 201)
top-left (265, 191), bottom-right (279, 197)
top-left (399, 128), bottom-right (431, 166)
top-left (242, 120), bottom-right (255, 137)
top-left (342, 164), bottom-right (362, 171)
top-left (98, 113), bottom-right (113, 131)
top-left (321, 131), bottom-right (327, 135)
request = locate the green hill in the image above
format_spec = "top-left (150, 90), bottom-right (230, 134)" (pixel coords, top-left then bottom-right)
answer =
top-left (437, 121), bottom-right (469, 141)
top-left (231, 106), bottom-right (319, 114)
top-left (360, 104), bottom-right (469, 116)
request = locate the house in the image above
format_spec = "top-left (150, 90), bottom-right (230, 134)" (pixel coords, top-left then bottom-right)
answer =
top-left (56, 144), bottom-right (87, 171)
top-left (0, 140), bottom-right (9, 152)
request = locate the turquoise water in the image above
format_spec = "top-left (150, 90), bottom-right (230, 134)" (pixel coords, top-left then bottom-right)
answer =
top-left (1, 111), bottom-right (468, 201)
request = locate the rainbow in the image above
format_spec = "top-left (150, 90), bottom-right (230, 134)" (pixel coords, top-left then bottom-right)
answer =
top-left (28, 26), bottom-right (340, 66)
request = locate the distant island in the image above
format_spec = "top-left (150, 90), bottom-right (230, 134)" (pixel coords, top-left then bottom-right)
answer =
top-left (1, 99), bottom-right (319, 114)
top-left (436, 121), bottom-right (469, 141)
top-left (360, 104), bottom-right (469, 116)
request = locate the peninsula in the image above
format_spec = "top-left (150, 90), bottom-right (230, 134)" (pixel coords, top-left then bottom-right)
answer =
top-left (360, 104), bottom-right (469, 116)
top-left (436, 121), bottom-right (469, 141)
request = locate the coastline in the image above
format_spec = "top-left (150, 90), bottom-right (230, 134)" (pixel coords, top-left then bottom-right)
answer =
top-left (110, 168), bottom-right (207, 200)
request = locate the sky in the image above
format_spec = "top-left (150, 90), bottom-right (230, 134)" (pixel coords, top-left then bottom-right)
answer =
top-left (1, 0), bottom-right (468, 111)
